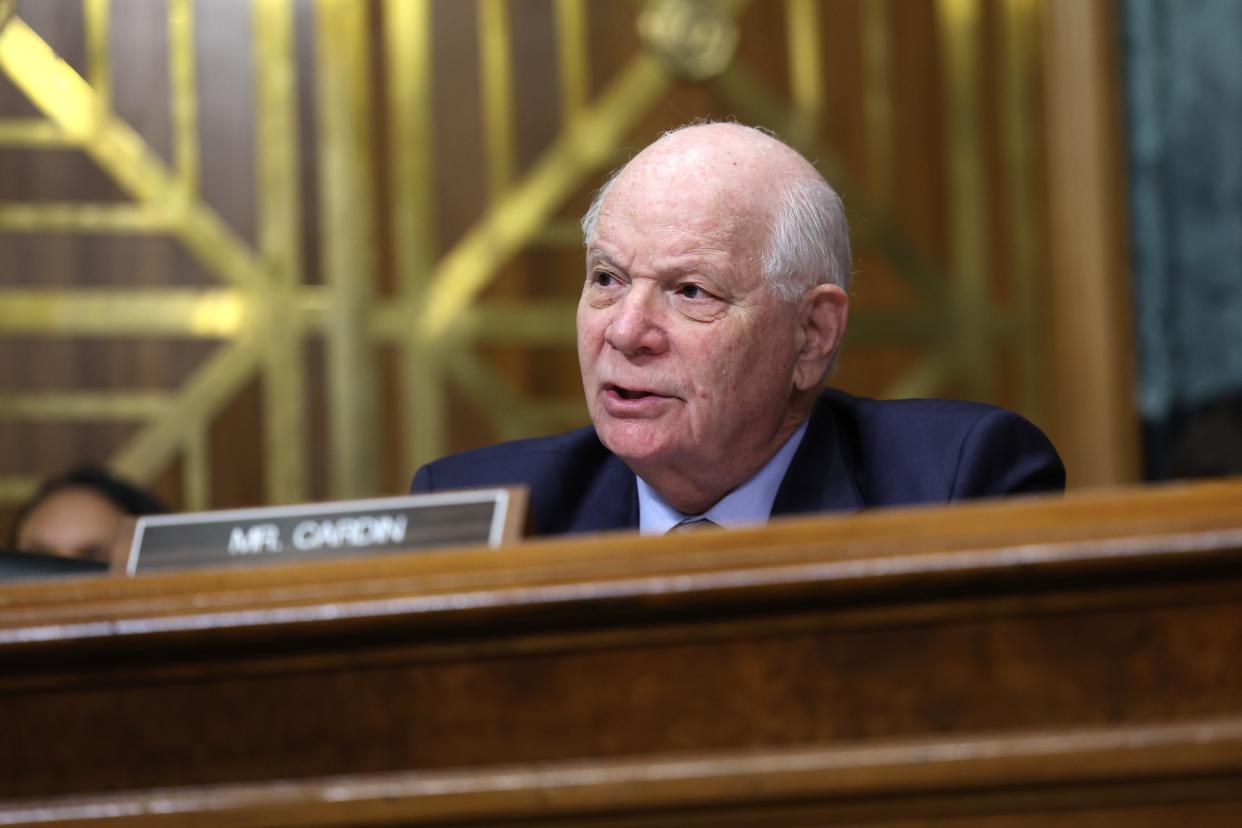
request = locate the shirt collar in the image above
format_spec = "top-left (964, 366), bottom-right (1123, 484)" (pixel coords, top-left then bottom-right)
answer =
top-left (637, 420), bottom-right (809, 535)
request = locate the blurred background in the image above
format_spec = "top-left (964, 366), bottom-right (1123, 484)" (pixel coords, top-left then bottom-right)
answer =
top-left (1, 0), bottom-right (1239, 532)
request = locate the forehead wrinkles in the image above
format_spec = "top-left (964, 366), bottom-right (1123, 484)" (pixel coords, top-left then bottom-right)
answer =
top-left (598, 166), bottom-right (772, 261)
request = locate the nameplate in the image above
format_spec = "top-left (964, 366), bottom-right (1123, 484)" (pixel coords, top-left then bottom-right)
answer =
top-left (127, 488), bottom-right (525, 575)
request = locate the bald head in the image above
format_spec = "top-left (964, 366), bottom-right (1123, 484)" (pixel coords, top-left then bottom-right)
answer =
top-left (575, 121), bottom-right (852, 513)
top-left (582, 123), bottom-right (851, 301)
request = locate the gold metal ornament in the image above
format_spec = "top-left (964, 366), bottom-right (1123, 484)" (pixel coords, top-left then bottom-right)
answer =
top-left (0, 0), bottom-right (1050, 509)
top-left (637, 0), bottom-right (738, 82)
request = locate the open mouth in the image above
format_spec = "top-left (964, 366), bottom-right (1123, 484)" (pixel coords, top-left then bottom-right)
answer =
top-left (608, 384), bottom-right (659, 401)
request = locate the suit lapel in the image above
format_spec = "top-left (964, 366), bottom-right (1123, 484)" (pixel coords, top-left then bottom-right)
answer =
top-left (567, 452), bottom-right (638, 534)
top-left (565, 391), bottom-right (859, 532)
top-left (771, 391), bottom-right (865, 518)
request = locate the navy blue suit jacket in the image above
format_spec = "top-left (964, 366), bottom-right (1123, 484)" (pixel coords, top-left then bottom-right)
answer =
top-left (410, 389), bottom-right (1065, 537)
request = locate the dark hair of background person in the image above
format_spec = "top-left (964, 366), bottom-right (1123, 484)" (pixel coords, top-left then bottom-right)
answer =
top-left (1168, 394), bottom-right (1242, 480)
top-left (6, 466), bottom-right (166, 548)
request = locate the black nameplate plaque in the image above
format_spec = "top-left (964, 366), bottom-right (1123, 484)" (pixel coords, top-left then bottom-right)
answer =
top-left (127, 488), bottom-right (525, 574)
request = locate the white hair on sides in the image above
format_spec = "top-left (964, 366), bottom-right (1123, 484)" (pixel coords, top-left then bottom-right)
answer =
top-left (761, 174), bottom-right (852, 301)
top-left (579, 169), bottom-right (618, 248)
top-left (580, 124), bottom-right (852, 303)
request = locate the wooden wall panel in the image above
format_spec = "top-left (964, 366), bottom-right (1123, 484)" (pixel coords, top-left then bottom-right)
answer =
top-left (0, 0), bottom-right (1138, 536)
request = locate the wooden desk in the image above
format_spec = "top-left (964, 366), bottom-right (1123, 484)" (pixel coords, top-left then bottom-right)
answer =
top-left (3, 480), bottom-right (1242, 825)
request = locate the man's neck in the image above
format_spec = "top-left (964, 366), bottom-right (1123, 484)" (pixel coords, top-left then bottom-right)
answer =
top-left (637, 420), bottom-right (810, 534)
top-left (631, 398), bottom-right (814, 513)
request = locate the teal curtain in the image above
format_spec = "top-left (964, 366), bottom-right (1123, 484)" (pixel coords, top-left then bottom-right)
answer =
top-left (1122, 0), bottom-right (1242, 476)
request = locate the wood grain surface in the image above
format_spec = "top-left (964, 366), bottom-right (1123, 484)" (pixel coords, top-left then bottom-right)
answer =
top-left (3, 479), bottom-right (1242, 824)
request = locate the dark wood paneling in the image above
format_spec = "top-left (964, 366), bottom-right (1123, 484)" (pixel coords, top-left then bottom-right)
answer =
top-left (1, 479), bottom-right (1242, 825)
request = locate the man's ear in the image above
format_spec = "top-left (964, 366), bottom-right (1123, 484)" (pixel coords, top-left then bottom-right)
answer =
top-left (792, 283), bottom-right (848, 391)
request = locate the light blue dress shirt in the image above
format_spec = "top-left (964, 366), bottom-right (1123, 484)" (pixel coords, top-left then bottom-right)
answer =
top-left (637, 420), bottom-right (809, 535)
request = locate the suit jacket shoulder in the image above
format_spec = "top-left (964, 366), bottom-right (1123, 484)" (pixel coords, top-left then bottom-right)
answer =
top-left (410, 427), bottom-right (636, 535)
top-left (411, 389), bottom-right (1065, 536)
top-left (772, 389), bottom-right (1065, 516)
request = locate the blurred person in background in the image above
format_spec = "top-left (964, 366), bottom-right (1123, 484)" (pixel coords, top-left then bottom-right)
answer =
top-left (9, 467), bottom-right (165, 563)
top-left (1169, 394), bottom-right (1242, 480)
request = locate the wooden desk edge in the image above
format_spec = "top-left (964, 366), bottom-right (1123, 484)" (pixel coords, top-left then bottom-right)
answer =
top-left (2, 478), bottom-right (1241, 653)
top-left (2, 716), bottom-right (1241, 827)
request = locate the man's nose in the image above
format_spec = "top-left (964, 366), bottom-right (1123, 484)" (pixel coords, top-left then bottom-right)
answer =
top-left (604, 285), bottom-right (668, 355)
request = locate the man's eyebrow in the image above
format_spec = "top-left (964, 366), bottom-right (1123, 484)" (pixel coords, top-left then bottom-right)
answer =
top-left (668, 260), bottom-right (724, 280)
top-left (587, 249), bottom-right (622, 270)
top-left (586, 250), bottom-right (724, 280)
top-left (673, 261), bottom-right (717, 273)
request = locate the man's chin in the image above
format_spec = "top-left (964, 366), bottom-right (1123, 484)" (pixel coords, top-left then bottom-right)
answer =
top-left (594, 419), bottom-right (679, 464)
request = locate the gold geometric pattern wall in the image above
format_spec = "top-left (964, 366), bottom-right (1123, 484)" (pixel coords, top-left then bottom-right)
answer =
top-left (0, 0), bottom-right (1047, 514)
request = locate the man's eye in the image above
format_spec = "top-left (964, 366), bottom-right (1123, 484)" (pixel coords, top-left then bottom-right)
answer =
top-left (592, 271), bottom-right (616, 287)
top-left (677, 284), bottom-right (709, 300)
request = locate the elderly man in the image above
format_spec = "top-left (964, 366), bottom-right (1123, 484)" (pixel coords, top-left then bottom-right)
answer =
top-left (412, 123), bottom-right (1063, 535)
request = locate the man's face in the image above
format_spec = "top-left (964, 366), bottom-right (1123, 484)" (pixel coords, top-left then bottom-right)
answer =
top-left (16, 486), bottom-right (125, 562)
top-left (576, 169), bottom-right (807, 500)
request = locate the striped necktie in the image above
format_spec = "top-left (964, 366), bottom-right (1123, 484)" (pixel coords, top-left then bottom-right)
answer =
top-left (669, 517), bottom-right (720, 533)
